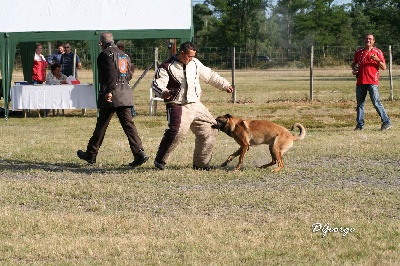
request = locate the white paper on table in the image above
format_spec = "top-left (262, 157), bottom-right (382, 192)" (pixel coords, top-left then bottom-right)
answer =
top-left (66, 76), bottom-right (76, 84)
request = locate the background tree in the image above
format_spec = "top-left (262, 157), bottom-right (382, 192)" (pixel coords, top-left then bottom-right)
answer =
top-left (293, 0), bottom-right (355, 48)
top-left (273, 0), bottom-right (309, 56)
top-left (350, 0), bottom-right (400, 45)
top-left (204, 0), bottom-right (269, 50)
top-left (193, 3), bottom-right (215, 47)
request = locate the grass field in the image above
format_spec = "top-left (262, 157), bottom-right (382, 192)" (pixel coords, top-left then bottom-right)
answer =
top-left (0, 68), bottom-right (399, 265)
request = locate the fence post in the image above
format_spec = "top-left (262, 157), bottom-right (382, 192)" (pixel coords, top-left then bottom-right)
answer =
top-left (389, 45), bottom-right (393, 100)
top-left (310, 45), bottom-right (314, 101)
top-left (47, 42), bottom-right (52, 57)
top-left (154, 47), bottom-right (158, 72)
top-left (231, 47), bottom-right (236, 103)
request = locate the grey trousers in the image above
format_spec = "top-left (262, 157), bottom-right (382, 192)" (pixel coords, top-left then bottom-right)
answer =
top-left (155, 102), bottom-right (218, 167)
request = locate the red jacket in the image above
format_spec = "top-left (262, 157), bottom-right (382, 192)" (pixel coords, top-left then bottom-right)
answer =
top-left (32, 55), bottom-right (48, 82)
top-left (353, 47), bottom-right (385, 86)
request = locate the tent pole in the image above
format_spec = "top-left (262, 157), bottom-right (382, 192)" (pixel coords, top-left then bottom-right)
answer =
top-left (4, 34), bottom-right (10, 119)
top-left (73, 48), bottom-right (76, 78)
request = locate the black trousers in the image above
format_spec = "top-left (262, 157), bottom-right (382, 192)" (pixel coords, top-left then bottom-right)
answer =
top-left (86, 107), bottom-right (144, 158)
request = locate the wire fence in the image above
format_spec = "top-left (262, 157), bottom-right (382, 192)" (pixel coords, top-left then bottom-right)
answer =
top-left (195, 45), bottom-right (400, 69)
top-left (13, 44), bottom-right (400, 70)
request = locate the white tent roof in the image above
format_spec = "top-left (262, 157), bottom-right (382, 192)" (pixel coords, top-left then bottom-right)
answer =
top-left (0, 0), bottom-right (192, 32)
top-left (1, 0), bottom-right (193, 118)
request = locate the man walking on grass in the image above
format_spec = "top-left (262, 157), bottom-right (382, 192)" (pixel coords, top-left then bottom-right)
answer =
top-left (77, 31), bottom-right (148, 167)
top-left (351, 33), bottom-right (392, 131)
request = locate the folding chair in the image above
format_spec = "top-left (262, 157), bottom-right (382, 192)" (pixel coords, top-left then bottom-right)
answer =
top-left (149, 87), bottom-right (164, 116)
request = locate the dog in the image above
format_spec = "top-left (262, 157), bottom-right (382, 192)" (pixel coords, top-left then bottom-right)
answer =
top-left (212, 114), bottom-right (306, 172)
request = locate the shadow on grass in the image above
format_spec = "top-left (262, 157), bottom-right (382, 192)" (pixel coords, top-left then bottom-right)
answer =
top-left (0, 159), bottom-right (156, 176)
top-left (0, 159), bottom-right (239, 176)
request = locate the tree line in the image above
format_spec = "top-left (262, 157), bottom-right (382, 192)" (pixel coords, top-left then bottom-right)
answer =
top-left (193, 0), bottom-right (400, 63)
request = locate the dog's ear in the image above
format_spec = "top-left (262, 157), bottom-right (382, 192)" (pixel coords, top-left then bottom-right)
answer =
top-left (225, 114), bottom-right (232, 118)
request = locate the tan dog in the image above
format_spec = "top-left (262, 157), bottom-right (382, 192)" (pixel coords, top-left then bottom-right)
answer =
top-left (212, 114), bottom-right (306, 172)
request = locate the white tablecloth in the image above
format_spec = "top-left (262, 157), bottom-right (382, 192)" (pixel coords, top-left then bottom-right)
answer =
top-left (10, 84), bottom-right (97, 110)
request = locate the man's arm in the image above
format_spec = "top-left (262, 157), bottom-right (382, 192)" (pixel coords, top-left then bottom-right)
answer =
top-left (75, 54), bottom-right (82, 69)
top-left (195, 59), bottom-right (232, 92)
top-left (99, 52), bottom-right (116, 103)
top-left (372, 54), bottom-right (386, 70)
top-left (371, 50), bottom-right (386, 70)
top-left (152, 67), bottom-right (172, 99)
top-left (46, 54), bottom-right (53, 65)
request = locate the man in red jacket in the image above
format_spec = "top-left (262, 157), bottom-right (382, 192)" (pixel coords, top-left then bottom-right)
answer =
top-left (351, 33), bottom-right (392, 131)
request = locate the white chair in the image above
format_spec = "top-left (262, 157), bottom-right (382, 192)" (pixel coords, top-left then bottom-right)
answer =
top-left (149, 87), bottom-right (164, 116)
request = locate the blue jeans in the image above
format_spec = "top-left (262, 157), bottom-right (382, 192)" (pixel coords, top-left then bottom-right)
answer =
top-left (356, 84), bottom-right (390, 128)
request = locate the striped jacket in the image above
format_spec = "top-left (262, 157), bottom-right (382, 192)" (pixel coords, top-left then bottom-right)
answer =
top-left (152, 56), bottom-right (230, 104)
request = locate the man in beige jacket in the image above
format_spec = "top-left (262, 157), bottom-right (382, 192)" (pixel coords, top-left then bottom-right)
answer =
top-left (152, 42), bottom-right (234, 170)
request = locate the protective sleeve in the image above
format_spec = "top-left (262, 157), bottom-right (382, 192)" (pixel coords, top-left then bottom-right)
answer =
top-left (196, 59), bottom-right (230, 90)
top-left (152, 67), bottom-right (170, 97)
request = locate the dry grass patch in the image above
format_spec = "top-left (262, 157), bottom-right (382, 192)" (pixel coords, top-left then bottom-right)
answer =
top-left (1, 68), bottom-right (399, 265)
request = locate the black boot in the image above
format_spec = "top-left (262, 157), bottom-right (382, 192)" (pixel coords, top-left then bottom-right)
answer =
top-left (77, 150), bottom-right (96, 164)
top-left (129, 150), bottom-right (149, 168)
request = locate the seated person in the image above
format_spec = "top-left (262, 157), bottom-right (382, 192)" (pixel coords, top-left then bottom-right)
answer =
top-left (46, 63), bottom-right (67, 85)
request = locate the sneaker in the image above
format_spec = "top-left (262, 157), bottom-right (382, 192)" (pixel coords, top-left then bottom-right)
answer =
top-left (129, 151), bottom-right (149, 168)
top-left (381, 123), bottom-right (393, 131)
top-left (193, 165), bottom-right (216, 171)
top-left (77, 150), bottom-right (96, 164)
top-left (354, 126), bottom-right (363, 131)
top-left (154, 160), bottom-right (166, 170)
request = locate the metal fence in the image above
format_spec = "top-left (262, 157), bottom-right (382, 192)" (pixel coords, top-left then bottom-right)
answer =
top-left (195, 45), bottom-right (400, 69)
top-left (13, 44), bottom-right (400, 70)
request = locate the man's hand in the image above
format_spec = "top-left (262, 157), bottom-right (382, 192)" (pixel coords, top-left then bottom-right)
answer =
top-left (226, 85), bottom-right (234, 93)
top-left (370, 54), bottom-right (379, 62)
top-left (105, 92), bottom-right (112, 102)
top-left (371, 54), bottom-right (386, 70)
top-left (161, 90), bottom-right (172, 99)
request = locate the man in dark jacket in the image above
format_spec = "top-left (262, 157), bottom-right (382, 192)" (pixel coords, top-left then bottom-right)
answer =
top-left (77, 31), bottom-right (148, 167)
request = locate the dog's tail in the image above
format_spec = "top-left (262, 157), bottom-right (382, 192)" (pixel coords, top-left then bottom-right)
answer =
top-left (291, 123), bottom-right (306, 141)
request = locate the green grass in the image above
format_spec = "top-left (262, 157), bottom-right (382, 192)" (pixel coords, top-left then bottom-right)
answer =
top-left (0, 68), bottom-right (399, 265)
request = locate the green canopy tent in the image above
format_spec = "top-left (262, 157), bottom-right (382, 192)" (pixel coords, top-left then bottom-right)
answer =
top-left (0, 0), bottom-right (193, 119)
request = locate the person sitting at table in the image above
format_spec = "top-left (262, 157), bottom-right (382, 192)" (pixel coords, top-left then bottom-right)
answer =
top-left (46, 63), bottom-right (67, 85)
top-left (44, 63), bottom-right (68, 116)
